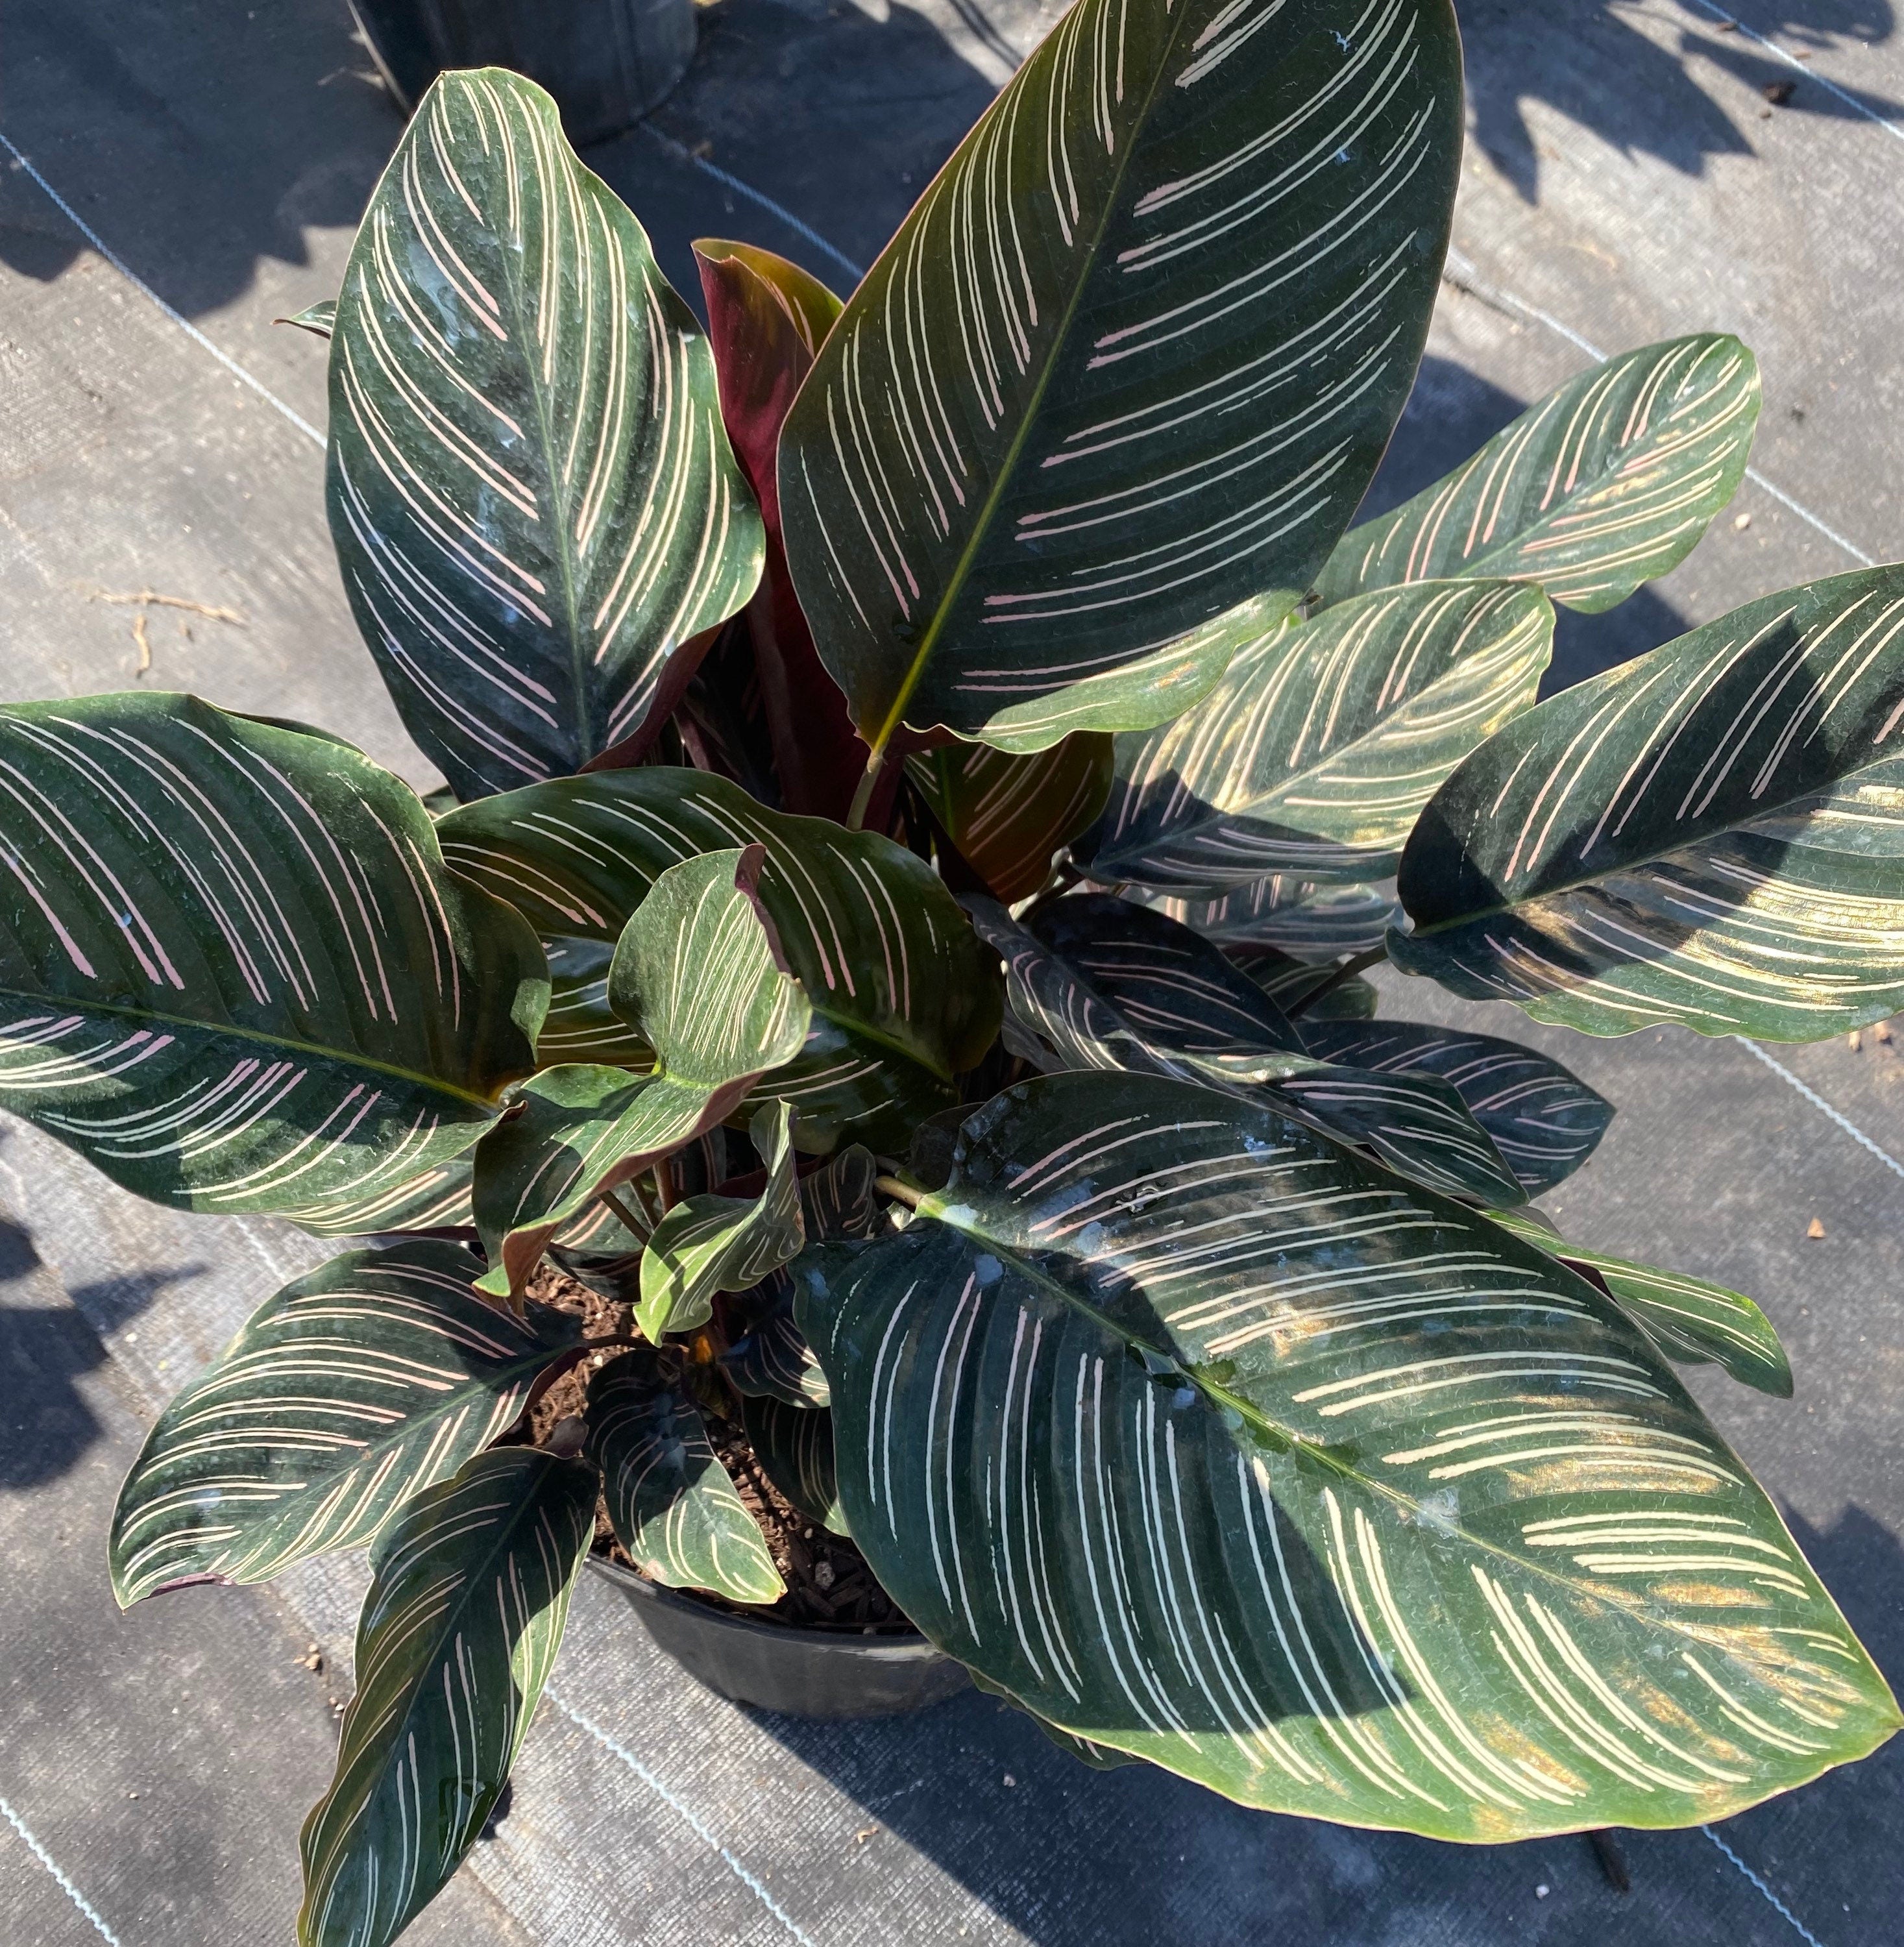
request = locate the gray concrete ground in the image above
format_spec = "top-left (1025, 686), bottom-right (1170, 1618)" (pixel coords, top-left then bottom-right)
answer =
top-left (3, 1), bottom-right (1903, 1942)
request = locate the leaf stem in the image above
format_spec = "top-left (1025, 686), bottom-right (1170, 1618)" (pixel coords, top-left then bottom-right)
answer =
top-left (846, 746), bottom-right (886, 831)
top-left (598, 1185), bottom-right (650, 1238)
top-left (650, 1162), bottom-right (677, 1216)
top-left (872, 1173), bottom-right (924, 1210)
top-left (1286, 946), bottom-right (1389, 1019)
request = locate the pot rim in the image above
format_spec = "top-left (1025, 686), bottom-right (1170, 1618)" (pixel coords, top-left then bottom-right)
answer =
top-left (587, 1552), bottom-right (948, 1663)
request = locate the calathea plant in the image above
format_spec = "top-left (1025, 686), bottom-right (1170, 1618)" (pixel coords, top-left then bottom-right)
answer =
top-left (3, 3), bottom-right (1896, 1939)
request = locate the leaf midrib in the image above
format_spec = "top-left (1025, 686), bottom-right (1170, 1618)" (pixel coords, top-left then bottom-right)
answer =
top-left (913, 1188), bottom-right (1805, 1653)
top-left (866, 0), bottom-right (1202, 755)
top-left (0, 983), bottom-right (501, 1111)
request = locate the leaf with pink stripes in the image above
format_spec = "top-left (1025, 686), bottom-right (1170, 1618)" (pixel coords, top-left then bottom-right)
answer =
top-left (0, 692), bottom-right (546, 1227)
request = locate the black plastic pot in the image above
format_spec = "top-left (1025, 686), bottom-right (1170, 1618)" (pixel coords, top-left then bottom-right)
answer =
top-left (592, 1557), bottom-right (971, 1718)
top-left (347, 0), bottom-right (696, 144)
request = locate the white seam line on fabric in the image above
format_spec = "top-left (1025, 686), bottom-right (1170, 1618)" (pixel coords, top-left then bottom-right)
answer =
top-left (1733, 1037), bottom-right (1904, 1183)
top-left (1, 129), bottom-right (325, 450)
top-left (637, 123), bottom-right (867, 282)
top-left (1702, 1825), bottom-right (1831, 1947)
top-left (543, 1687), bottom-right (823, 1947)
top-left (1440, 246), bottom-right (1878, 566)
top-left (1, 1796), bottom-right (126, 1947)
top-left (1685, 0), bottom-right (1904, 148)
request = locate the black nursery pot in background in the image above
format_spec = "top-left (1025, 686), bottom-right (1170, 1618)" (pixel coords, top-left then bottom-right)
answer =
top-left (347, 0), bottom-right (696, 143)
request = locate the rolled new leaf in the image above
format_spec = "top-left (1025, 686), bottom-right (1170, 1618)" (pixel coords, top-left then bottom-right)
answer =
top-left (327, 69), bottom-right (763, 801)
top-left (778, 0), bottom-right (1463, 756)
top-left (794, 1071), bottom-right (1899, 1837)
top-left (637, 1101), bottom-right (805, 1340)
top-left (586, 1350), bottom-right (783, 1602)
top-left (1488, 1208), bottom-right (1790, 1398)
top-left (1080, 582), bottom-right (1552, 894)
top-left (299, 1446), bottom-right (597, 1947)
top-left (441, 768), bottom-right (1002, 1148)
top-left (910, 736), bottom-right (1114, 903)
top-left (1297, 1020), bottom-right (1614, 1194)
top-left (1392, 566), bottom-right (1904, 1040)
top-left (472, 846), bottom-right (810, 1297)
top-left (110, 1242), bottom-right (580, 1603)
top-left (971, 893), bottom-right (1524, 1206)
top-left (694, 239), bottom-right (864, 822)
top-left (0, 694), bottom-right (544, 1227)
top-left (1315, 334), bottom-right (1760, 611)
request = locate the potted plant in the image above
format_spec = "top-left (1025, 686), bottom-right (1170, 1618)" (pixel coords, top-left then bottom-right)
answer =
top-left (8, 4), bottom-right (1898, 1942)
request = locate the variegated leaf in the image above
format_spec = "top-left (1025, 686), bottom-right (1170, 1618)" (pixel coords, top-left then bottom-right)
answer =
top-left (1297, 1020), bottom-right (1613, 1193)
top-left (720, 1271), bottom-right (831, 1408)
top-left (637, 1101), bottom-right (804, 1341)
top-left (798, 1143), bottom-right (880, 1242)
top-left (910, 735), bottom-right (1114, 903)
top-left (1488, 1209), bottom-right (1790, 1398)
top-left (298, 1447), bottom-right (596, 1947)
top-left (537, 937), bottom-right (652, 1068)
top-left (777, 0), bottom-right (1462, 758)
top-left (293, 1155), bottom-right (478, 1238)
top-left (1392, 566), bottom-right (1904, 1040)
top-left (0, 693), bottom-right (544, 1227)
top-left (742, 1391), bottom-right (847, 1534)
top-left (1238, 951), bottom-right (1379, 1021)
top-left (1079, 582), bottom-right (1551, 896)
top-left (586, 1349), bottom-right (783, 1602)
top-left (440, 768), bottom-right (1002, 1147)
top-left (795, 1071), bottom-right (1899, 1836)
top-left (109, 1242), bottom-right (580, 1604)
top-left (1316, 335), bottom-right (1760, 612)
top-left (1129, 877), bottom-right (1400, 962)
top-left (972, 894), bottom-right (1524, 1205)
top-left (278, 298), bottom-right (336, 339)
top-left (326, 68), bottom-right (763, 801)
top-left (472, 847), bottom-right (810, 1297)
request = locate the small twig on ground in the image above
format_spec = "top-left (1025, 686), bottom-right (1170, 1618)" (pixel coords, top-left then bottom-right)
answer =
top-left (132, 611), bottom-right (152, 676)
top-left (93, 588), bottom-right (247, 626)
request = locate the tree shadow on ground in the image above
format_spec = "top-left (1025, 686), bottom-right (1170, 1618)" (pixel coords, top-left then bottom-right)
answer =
top-left (1459, 0), bottom-right (1901, 204)
top-left (0, 1218), bottom-right (201, 1491)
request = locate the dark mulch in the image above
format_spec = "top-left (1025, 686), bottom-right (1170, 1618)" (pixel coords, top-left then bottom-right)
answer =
top-left (518, 1263), bottom-right (912, 1634)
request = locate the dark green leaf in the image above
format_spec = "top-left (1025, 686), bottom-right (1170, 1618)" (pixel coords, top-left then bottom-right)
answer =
top-left (0, 693), bottom-right (544, 1227)
top-left (798, 1143), bottom-right (881, 1242)
top-left (1488, 1210), bottom-right (1790, 1398)
top-left (972, 893), bottom-right (1524, 1205)
top-left (326, 69), bottom-right (763, 800)
top-left (742, 1392), bottom-right (846, 1534)
top-left (1239, 952), bottom-right (1380, 1021)
top-left (1297, 1020), bottom-right (1613, 1193)
top-left (298, 1447), bottom-right (596, 1947)
top-left (472, 847), bottom-right (810, 1297)
top-left (110, 1242), bottom-right (580, 1603)
top-left (795, 1071), bottom-right (1899, 1836)
top-left (441, 767), bottom-right (1003, 1147)
top-left (586, 1349), bottom-right (783, 1601)
top-left (910, 736), bottom-right (1114, 903)
top-left (778, 0), bottom-right (1463, 755)
top-left (1393, 567), bottom-right (1904, 1040)
top-left (720, 1270), bottom-right (831, 1408)
top-left (1316, 335), bottom-right (1760, 613)
top-left (1130, 877), bottom-right (1399, 961)
top-left (1080, 582), bottom-right (1551, 894)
